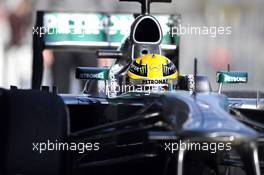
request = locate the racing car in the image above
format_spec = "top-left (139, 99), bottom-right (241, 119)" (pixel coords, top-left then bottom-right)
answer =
top-left (0, 0), bottom-right (264, 175)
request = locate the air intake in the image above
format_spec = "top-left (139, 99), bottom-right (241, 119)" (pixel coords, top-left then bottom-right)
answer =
top-left (131, 15), bottom-right (162, 44)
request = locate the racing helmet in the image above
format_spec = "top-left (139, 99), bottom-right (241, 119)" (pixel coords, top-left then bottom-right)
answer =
top-left (127, 54), bottom-right (178, 92)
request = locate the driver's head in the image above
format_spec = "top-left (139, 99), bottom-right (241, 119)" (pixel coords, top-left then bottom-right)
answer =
top-left (127, 54), bottom-right (178, 92)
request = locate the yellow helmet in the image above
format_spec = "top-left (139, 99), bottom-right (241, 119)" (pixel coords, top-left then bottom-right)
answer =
top-left (127, 54), bottom-right (178, 91)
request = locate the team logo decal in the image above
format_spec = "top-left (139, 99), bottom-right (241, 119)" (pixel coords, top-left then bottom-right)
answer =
top-left (150, 63), bottom-right (161, 72)
top-left (142, 79), bottom-right (168, 84)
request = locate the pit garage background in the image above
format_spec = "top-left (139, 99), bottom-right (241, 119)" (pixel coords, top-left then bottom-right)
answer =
top-left (0, 0), bottom-right (263, 93)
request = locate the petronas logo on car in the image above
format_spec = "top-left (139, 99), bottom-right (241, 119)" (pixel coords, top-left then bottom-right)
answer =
top-left (142, 79), bottom-right (168, 84)
top-left (217, 71), bottom-right (248, 84)
top-left (224, 76), bottom-right (247, 83)
top-left (79, 73), bottom-right (104, 79)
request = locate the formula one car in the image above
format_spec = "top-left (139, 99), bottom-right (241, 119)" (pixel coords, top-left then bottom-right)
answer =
top-left (1, 0), bottom-right (264, 175)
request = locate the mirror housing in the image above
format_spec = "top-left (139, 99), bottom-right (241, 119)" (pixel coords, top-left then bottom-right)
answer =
top-left (216, 71), bottom-right (248, 93)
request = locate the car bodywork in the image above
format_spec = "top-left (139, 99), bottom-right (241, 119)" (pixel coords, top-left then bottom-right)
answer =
top-left (1, 0), bottom-right (264, 175)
